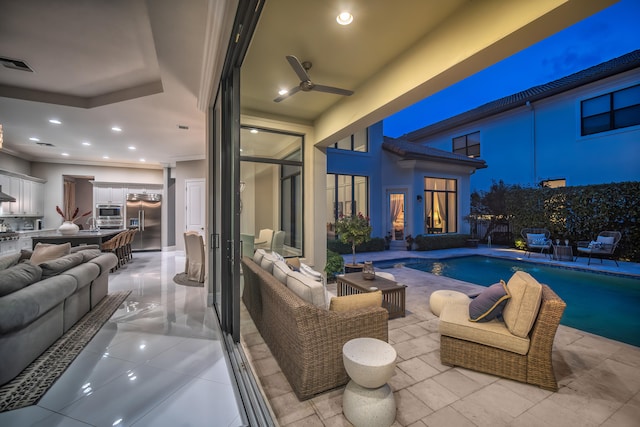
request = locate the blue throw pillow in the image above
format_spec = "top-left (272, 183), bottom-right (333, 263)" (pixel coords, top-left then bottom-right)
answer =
top-left (469, 280), bottom-right (511, 322)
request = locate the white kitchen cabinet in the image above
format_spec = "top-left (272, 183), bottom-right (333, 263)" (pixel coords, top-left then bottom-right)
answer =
top-left (94, 185), bottom-right (126, 205)
top-left (0, 171), bottom-right (47, 217)
top-left (7, 177), bottom-right (23, 215)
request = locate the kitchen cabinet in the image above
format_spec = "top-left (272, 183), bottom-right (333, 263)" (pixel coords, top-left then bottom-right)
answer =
top-left (94, 185), bottom-right (126, 205)
top-left (31, 182), bottom-right (45, 216)
top-left (0, 176), bottom-right (45, 216)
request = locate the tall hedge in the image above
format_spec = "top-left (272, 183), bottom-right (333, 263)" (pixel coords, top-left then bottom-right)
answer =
top-left (505, 181), bottom-right (639, 262)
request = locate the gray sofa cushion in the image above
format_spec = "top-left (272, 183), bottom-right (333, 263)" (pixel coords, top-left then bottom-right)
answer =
top-left (0, 275), bottom-right (76, 334)
top-left (0, 252), bottom-right (22, 271)
top-left (89, 253), bottom-right (119, 274)
top-left (0, 263), bottom-right (43, 297)
top-left (39, 253), bottom-right (85, 279)
top-left (77, 249), bottom-right (103, 262)
top-left (64, 263), bottom-right (101, 289)
top-left (70, 244), bottom-right (101, 253)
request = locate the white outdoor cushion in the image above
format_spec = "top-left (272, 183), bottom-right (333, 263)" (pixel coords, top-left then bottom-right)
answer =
top-left (286, 271), bottom-right (326, 308)
top-left (272, 260), bottom-right (291, 285)
top-left (253, 249), bottom-right (266, 264)
top-left (260, 252), bottom-right (277, 274)
top-left (596, 235), bottom-right (615, 245)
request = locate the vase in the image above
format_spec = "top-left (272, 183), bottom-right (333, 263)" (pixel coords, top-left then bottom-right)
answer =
top-left (362, 261), bottom-right (375, 280)
top-left (58, 221), bottom-right (79, 235)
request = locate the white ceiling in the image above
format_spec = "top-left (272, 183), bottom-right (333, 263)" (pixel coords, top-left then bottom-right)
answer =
top-left (0, 0), bottom-right (616, 169)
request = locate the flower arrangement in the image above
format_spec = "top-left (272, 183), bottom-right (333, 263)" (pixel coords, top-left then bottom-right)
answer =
top-left (56, 206), bottom-right (92, 223)
top-left (335, 212), bottom-right (372, 265)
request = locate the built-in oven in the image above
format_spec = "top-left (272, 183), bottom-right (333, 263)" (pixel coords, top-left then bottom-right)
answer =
top-left (95, 203), bottom-right (124, 229)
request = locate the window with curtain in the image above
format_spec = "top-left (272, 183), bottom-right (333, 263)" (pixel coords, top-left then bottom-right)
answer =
top-left (424, 177), bottom-right (457, 234)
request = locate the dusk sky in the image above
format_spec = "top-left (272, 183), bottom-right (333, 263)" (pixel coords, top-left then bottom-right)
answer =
top-left (383, 0), bottom-right (640, 138)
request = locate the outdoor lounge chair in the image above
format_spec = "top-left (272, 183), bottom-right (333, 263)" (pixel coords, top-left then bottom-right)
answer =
top-left (521, 228), bottom-right (552, 258)
top-left (576, 231), bottom-right (622, 266)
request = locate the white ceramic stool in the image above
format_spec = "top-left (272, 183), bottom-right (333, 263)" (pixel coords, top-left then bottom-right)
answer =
top-left (342, 337), bottom-right (397, 427)
top-left (429, 290), bottom-right (471, 317)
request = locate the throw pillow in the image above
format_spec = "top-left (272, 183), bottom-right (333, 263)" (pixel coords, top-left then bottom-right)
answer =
top-left (260, 252), bottom-right (277, 274)
top-left (596, 235), bottom-right (615, 245)
top-left (39, 252), bottom-right (85, 278)
top-left (468, 280), bottom-right (511, 322)
top-left (300, 262), bottom-right (323, 282)
top-left (0, 263), bottom-right (43, 297)
top-left (329, 291), bottom-right (383, 312)
top-left (502, 271), bottom-right (543, 338)
top-left (0, 252), bottom-right (22, 271)
top-left (286, 257), bottom-right (301, 271)
top-left (30, 242), bottom-right (71, 265)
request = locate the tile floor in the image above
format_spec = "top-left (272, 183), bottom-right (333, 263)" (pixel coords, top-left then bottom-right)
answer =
top-left (0, 251), bottom-right (245, 427)
top-left (241, 246), bottom-right (640, 426)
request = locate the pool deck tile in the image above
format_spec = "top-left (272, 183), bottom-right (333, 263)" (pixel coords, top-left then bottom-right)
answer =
top-left (242, 246), bottom-right (640, 426)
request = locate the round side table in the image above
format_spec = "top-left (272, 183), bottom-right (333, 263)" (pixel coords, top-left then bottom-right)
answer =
top-left (342, 337), bottom-right (397, 427)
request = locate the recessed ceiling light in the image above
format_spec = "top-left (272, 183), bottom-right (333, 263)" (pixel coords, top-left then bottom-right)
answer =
top-left (250, 129), bottom-right (258, 134)
top-left (139, 158), bottom-right (146, 162)
top-left (336, 11), bottom-right (353, 25)
top-left (49, 119), bottom-right (62, 125)
top-left (29, 137), bottom-right (40, 142)
top-left (61, 152), bottom-right (69, 156)
top-left (112, 126), bottom-right (122, 132)
top-left (128, 146), bottom-right (136, 150)
top-left (82, 141), bottom-right (91, 146)
top-left (278, 89), bottom-right (288, 96)
top-left (103, 155), bottom-right (110, 159)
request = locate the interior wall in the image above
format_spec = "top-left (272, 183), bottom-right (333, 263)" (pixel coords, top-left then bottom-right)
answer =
top-left (253, 165), bottom-right (274, 234)
top-left (73, 177), bottom-right (94, 228)
top-left (0, 152), bottom-right (33, 176)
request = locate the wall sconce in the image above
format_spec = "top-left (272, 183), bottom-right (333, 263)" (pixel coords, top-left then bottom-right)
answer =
top-left (416, 195), bottom-right (423, 203)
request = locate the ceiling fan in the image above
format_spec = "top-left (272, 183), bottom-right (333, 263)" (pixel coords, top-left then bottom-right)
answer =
top-left (274, 55), bottom-right (354, 102)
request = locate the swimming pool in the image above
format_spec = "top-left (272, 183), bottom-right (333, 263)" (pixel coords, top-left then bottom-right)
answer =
top-left (376, 256), bottom-right (640, 347)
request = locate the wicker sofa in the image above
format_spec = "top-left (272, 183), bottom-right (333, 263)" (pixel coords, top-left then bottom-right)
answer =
top-left (439, 271), bottom-right (566, 391)
top-left (241, 255), bottom-right (389, 400)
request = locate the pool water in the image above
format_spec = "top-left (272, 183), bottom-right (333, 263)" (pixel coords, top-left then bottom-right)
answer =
top-left (376, 256), bottom-right (640, 347)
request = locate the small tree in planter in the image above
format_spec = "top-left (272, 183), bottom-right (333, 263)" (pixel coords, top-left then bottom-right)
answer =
top-left (405, 234), bottom-right (415, 250)
top-left (335, 213), bottom-right (372, 266)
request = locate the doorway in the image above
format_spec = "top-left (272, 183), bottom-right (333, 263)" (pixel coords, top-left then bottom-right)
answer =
top-left (388, 190), bottom-right (406, 241)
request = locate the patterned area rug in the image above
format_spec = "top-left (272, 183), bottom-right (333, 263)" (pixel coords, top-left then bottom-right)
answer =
top-left (173, 272), bottom-right (204, 287)
top-left (0, 290), bottom-right (131, 413)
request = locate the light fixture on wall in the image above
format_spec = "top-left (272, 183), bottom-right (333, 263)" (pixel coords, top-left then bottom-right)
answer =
top-left (416, 195), bottom-right (423, 203)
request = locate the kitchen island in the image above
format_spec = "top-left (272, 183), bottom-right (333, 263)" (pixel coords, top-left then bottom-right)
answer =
top-left (30, 229), bottom-right (124, 248)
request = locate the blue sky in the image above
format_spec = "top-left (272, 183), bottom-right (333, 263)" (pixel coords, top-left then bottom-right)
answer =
top-left (383, 0), bottom-right (640, 138)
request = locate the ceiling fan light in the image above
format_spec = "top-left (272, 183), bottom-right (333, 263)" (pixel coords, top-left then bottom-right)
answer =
top-left (336, 12), bottom-right (353, 25)
top-left (278, 89), bottom-right (288, 95)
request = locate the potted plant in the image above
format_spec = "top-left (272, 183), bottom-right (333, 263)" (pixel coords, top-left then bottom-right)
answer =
top-left (335, 213), bottom-right (372, 270)
top-left (405, 234), bottom-right (414, 250)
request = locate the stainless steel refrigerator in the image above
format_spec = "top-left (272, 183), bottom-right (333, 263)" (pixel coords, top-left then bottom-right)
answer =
top-left (126, 193), bottom-right (161, 251)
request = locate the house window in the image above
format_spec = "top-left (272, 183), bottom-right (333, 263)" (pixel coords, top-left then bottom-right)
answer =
top-left (333, 128), bottom-right (369, 152)
top-left (581, 84), bottom-right (640, 136)
top-left (240, 126), bottom-right (304, 257)
top-left (452, 131), bottom-right (480, 158)
top-left (326, 174), bottom-right (368, 239)
top-left (424, 177), bottom-right (457, 234)
top-left (540, 179), bottom-right (566, 188)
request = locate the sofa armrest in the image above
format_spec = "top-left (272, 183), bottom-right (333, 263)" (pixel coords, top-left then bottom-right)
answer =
top-left (89, 253), bottom-right (118, 274)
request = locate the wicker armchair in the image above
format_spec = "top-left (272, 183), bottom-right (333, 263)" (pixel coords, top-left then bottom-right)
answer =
top-left (576, 231), bottom-right (622, 266)
top-left (521, 228), bottom-right (552, 258)
top-left (440, 284), bottom-right (566, 391)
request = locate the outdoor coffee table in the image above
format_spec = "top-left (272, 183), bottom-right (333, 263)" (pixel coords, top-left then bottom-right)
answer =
top-left (337, 272), bottom-right (407, 319)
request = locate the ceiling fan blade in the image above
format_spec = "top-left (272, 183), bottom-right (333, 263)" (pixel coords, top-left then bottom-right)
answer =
top-left (286, 55), bottom-right (310, 82)
top-left (312, 84), bottom-right (354, 97)
top-left (273, 86), bottom-right (301, 102)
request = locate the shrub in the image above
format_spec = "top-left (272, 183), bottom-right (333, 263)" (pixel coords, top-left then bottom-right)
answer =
top-left (324, 250), bottom-right (344, 282)
top-left (413, 234), bottom-right (471, 251)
